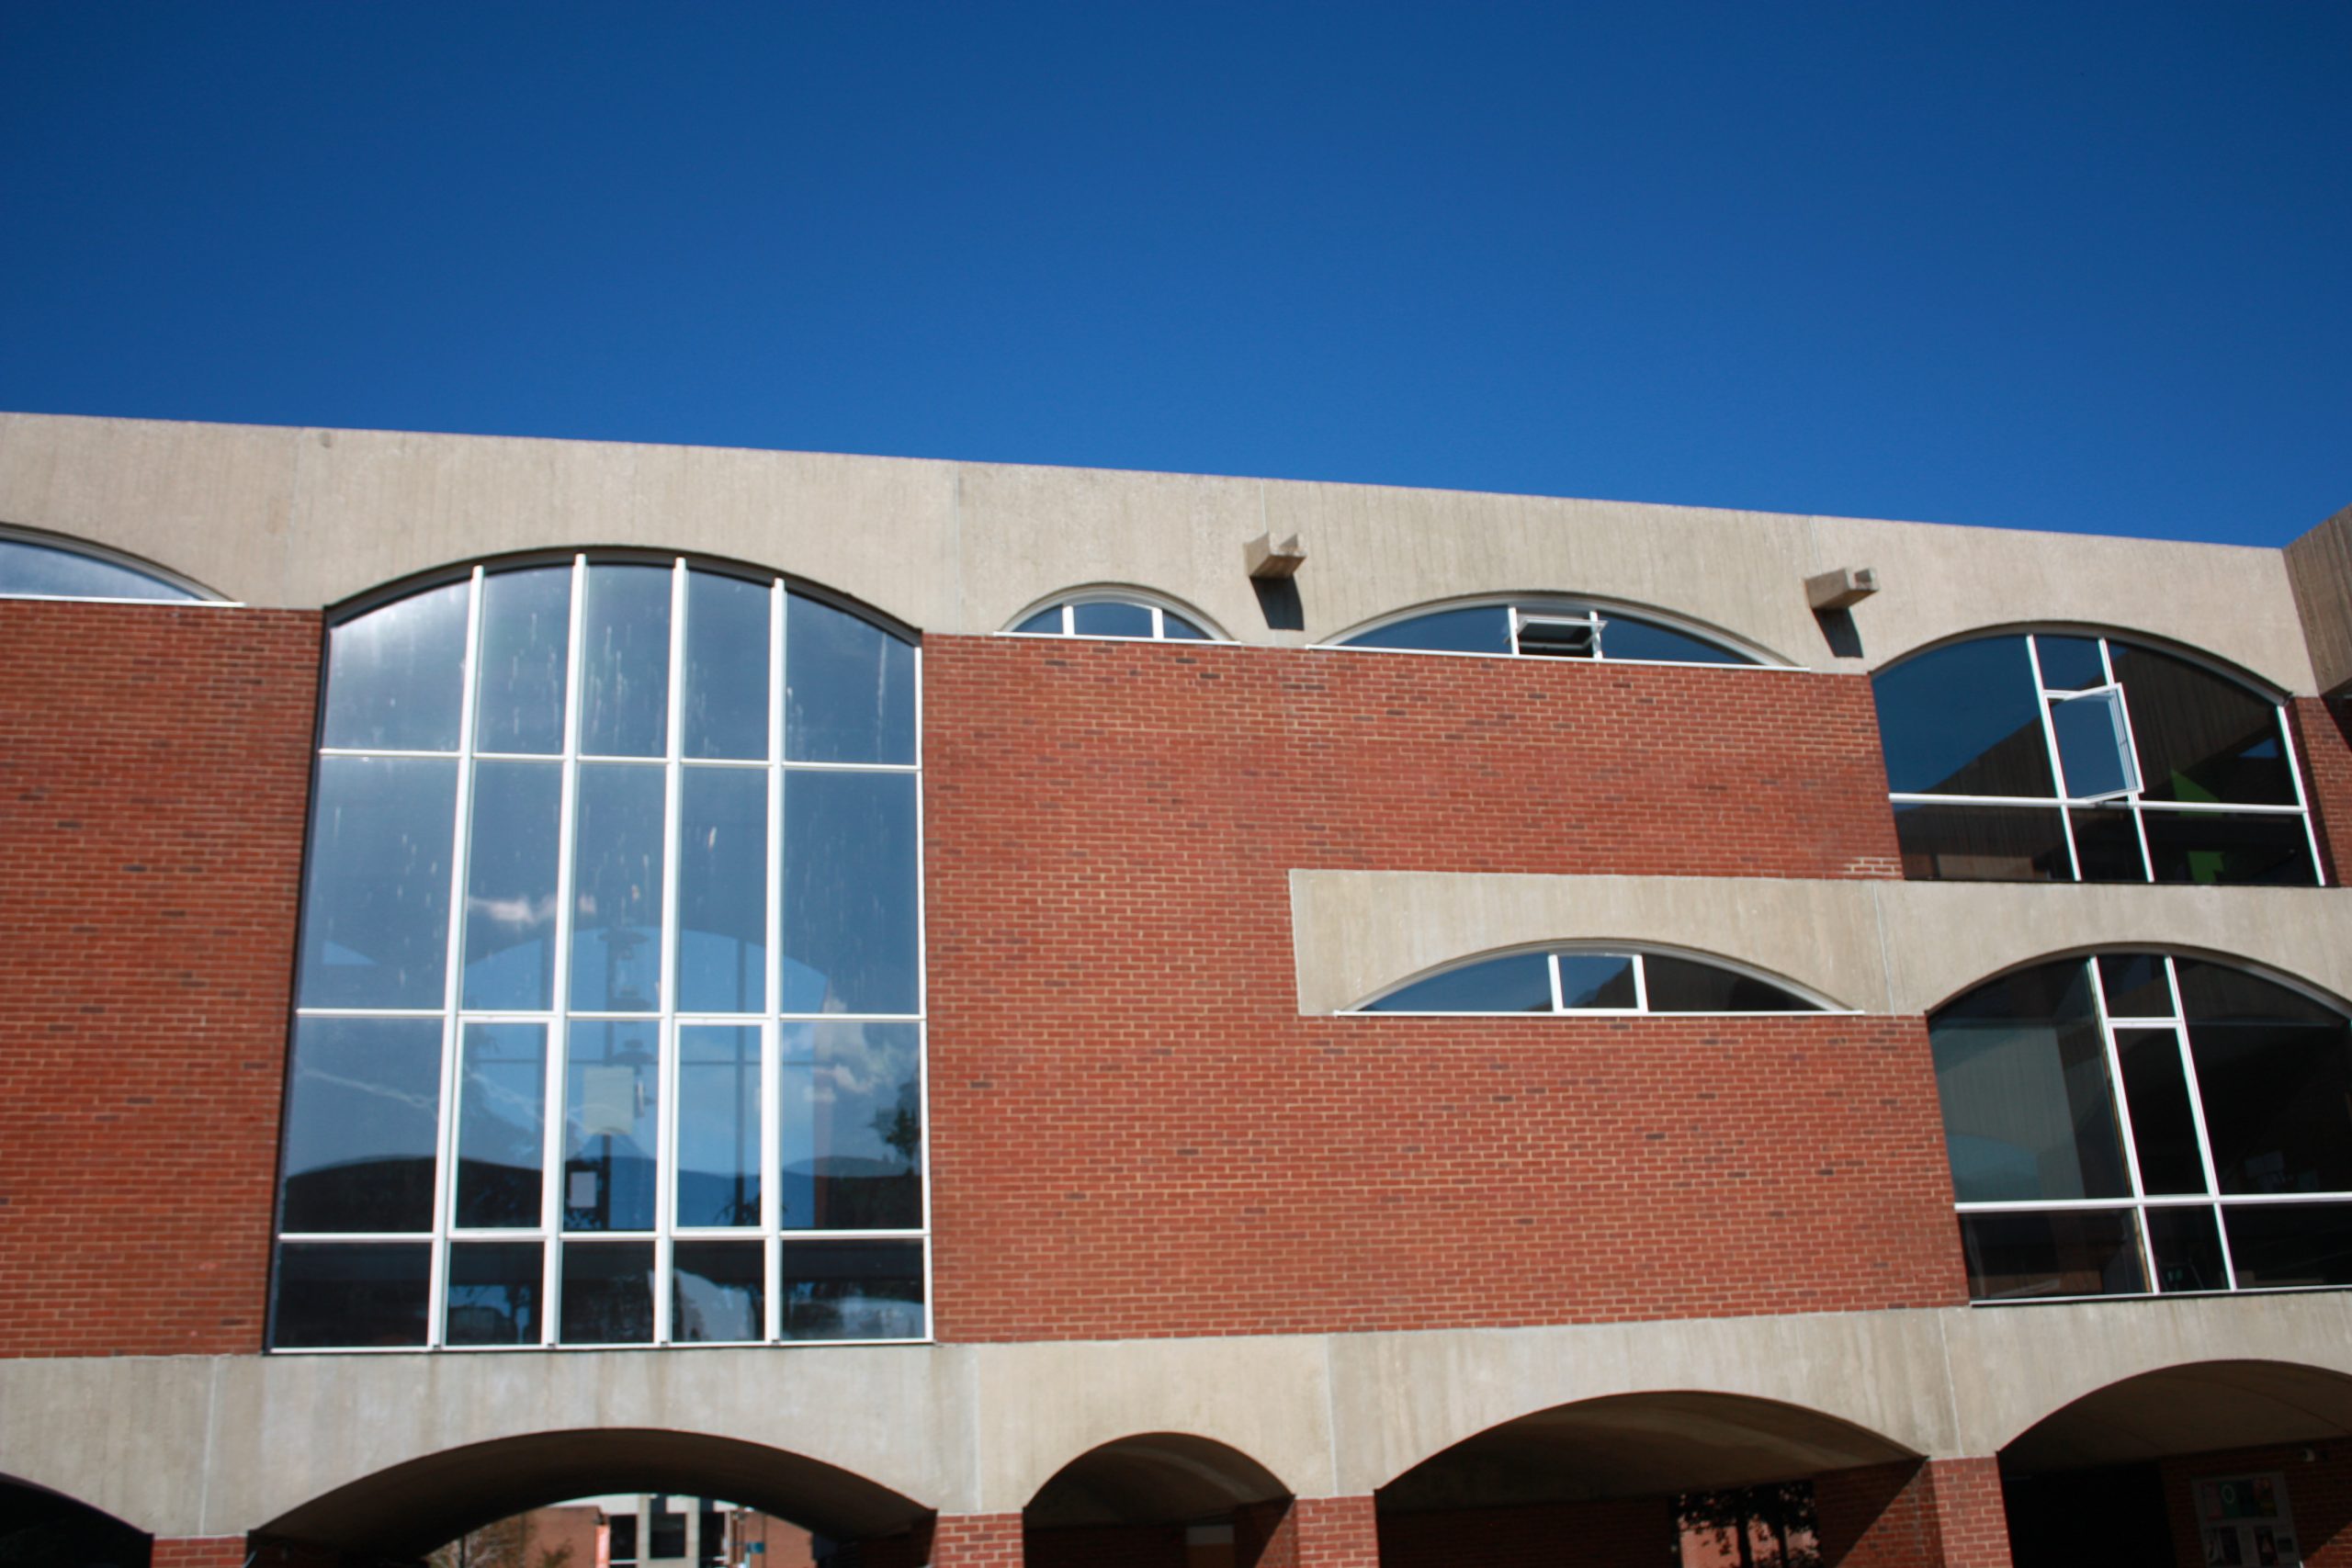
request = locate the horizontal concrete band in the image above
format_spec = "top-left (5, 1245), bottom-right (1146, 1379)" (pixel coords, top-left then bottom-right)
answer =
top-left (0, 413), bottom-right (2321, 690)
top-left (6, 1294), bottom-right (2350, 1540)
top-left (1289, 871), bottom-right (2352, 1017)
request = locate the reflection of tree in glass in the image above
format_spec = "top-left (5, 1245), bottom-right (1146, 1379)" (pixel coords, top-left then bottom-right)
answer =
top-left (1675, 1483), bottom-right (1821, 1568)
top-left (872, 1077), bottom-right (922, 1168)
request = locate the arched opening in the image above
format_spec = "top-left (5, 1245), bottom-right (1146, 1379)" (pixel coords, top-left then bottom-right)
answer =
top-left (1999, 1359), bottom-right (2352, 1568)
top-left (0, 1474), bottom-right (150, 1568)
top-left (1023, 1434), bottom-right (1291, 1568)
top-left (1374, 1392), bottom-right (1923, 1568)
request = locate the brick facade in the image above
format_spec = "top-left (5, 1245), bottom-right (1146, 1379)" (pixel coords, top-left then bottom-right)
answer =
top-left (2160, 1444), bottom-right (2352, 1568)
top-left (152, 1540), bottom-right (251, 1568)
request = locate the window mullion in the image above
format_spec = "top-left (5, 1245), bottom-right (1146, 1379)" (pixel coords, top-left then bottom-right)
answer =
top-left (652, 558), bottom-right (689, 1344)
top-left (764, 579), bottom-right (786, 1344)
top-left (2276, 702), bottom-right (2329, 888)
top-left (2023, 636), bottom-right (2085, 881)
top-left (2096, 640), bottom-right (2157, 879)
top-left (540, 554), bottom-right (591, 1345)
top-left (2163, 958), bottom-right (2239, 1291)
top-left (1630, 953), bottom-right (1650, 1014)
top-left (2086, 957), bottom-right (2156, 1293)
top-left (423, 567), bottom-right (487, 1349)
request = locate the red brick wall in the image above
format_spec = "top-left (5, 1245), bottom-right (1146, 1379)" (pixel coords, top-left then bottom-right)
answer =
top-left (1922, 1459), bottom-right (2012, 1568)
top-left (925, 1513), bottom-right (1025, 1568)
top-left (0, 602), bottom-right (320, 1358)
top-left (924, 637), bottom-right (1960, 1342)
top-left (2290, 697), bottom-right (2352, 885)
top-left (2161, 1445), bottom-right (2352, 1568)
top-left (152, 1540), bottom-right (251, 1568)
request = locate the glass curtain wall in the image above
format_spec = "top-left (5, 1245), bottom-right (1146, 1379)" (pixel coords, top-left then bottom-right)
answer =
top-left (273, 558), bottom-right (926, 1349)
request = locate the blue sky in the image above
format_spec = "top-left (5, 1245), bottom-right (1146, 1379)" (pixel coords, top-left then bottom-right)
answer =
top-left (1, 1), bottom-right (2345, 545)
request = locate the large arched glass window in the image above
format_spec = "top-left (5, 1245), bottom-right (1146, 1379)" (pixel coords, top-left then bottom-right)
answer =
top-left (1335, 599), bottom-right (1757, 666)
top-left (1873, 631), bottom-right (2320, 885)
top-left (1932, 953), bottom-right (2352, 1302)
top-left (273, 557), bottom-right (926, 1350)
top-left (0, 527), bottom-right (206, 601)
top-left (1356, 946), bottom-right (1823, 1014)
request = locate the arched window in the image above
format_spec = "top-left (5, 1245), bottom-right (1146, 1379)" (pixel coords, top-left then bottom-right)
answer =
top-left (1356, 947), bottom-right (1822, 1014)
top-left (275, 556), bottom-right (926, 1350)
top-left (0, 527), bottom-right (206, 601)
top-left (1931, 953), bottom-right (2352, 1302)
top-left (1873, 631), bottom-right (2320, 885)
top-left (1334, 598), bottom-right (1757, 666)
top-left (1007, 592), bottom-right (1215, 641)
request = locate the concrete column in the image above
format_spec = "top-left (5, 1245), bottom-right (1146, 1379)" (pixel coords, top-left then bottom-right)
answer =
top-left (1921, 1459), bottom-right (2014, 1568)
top-left (151, 1540), bottom-right (248, 1568)
top-left (925, 1512), bottom-right (1023, 1568)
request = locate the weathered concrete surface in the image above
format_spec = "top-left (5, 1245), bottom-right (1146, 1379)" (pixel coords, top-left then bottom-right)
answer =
top-left (2287, 502), bottom-right (2352, 696)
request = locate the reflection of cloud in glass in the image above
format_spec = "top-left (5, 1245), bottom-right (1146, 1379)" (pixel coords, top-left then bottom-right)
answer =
top-left (467, 892), bottom-right (559, 930)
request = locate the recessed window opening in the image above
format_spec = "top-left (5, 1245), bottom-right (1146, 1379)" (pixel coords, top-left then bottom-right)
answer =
top-left (1932, 952), bottom-right (2352, 1303)
top-left (1333, 597), bottom-right (1758, 666)
top-left (273, 555), bottom-right (928, 1352)
top-left (1007, 592), bottom-right (1214, 641)
top-left (0, 525), bottom-right (209, 602)
top-left (1874, 630), bottom-right (2322, 886)
top-left (1356, 946), bottom-right (1825, 1015)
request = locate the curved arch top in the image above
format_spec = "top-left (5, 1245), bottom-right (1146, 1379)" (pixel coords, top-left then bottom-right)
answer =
top-left (1323, 592), bottom-right (1779, 667)
top-left (1025, 1432), bottom-right (1290, 1529)
top-left (0, 522), bottom-right (220, 602)
top-left (1002, 582), bottom-right (1227, 642)
top-left (1351, 941), bottom-right (1833, 1015)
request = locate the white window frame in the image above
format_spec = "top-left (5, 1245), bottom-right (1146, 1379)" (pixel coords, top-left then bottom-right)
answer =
top-left (1349, 945), bottom-right (1844, 1017)
top-left (1325, 594), bottom-right (1774, 669)
top-left (1001, 590), bottom-right (1221, 642)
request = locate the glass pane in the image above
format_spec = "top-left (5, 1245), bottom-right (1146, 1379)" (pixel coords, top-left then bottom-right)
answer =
top-left (2142, 809), bottom-right (2316, 886)
top-left (474, 566), bottom-right (571, 755)
top-left (279, 1017), bottom-right (443, 1234)
top-left (579, 563), bottom-right (672, 758)
top-left (1957, 1210), bottom-right (2146, 1301)
top-left (673, 1240), bottom-right (765, 1343)
top-left (1557, 953), bottom-right (1638, 1010)
top-left (677, 1025), bottom-right (762, 1228)
top-left (1070, 601), bottom-right (1154, 638)
top-left (570, 763), bottom-right (666, 1013)
top-left (1644, 954), bottom-right (1814, 1012)
top-left (778, 1021), bottom-right (922, 1231)
top-left (0, 536), bottom-right (197, 600)
top-left (677, 767), bottom-right (768, 1014)
top-left (1893, 802), bottom-right (2069, 882)
top-left (2145, 1207), bottom-right (2227, 1293)
top-left (1872, 637), bottom-right (2054, 797)
top-left (1514, 615), bottom-right (1596, 659)
top-left (2068, 807), bottom-right (2145, 882)
top-left (1929, 961), bottom-right (2132, 1203)
top-left (2111, 644), bottom-right (2297, 806)
top-left (684, 571), bottom-right (771, 761)
top-left (781, 771), bottom-right (919, 1014)
top-left (1341, 605), bottom-right (1512, 655)
top-left (2097, 953), bottom-right (2174, 1020)
top-left (1599, 616), bottom-right (1751, 665)
top-left (2032, 635), bottom-right (2106, 692)
top-left (785, 592), bottom-right (915, 764)
top-left (322, 580), bottom-right (469, 751)
top-left (559, 1240), bottom-right (654, 1343)
top-left (1364, 953), bottom-right (1553, 1013)
top-left (1161, 611), bottom-right (1210, 640)
top-left (776, 1241), bottom-right (925, 1340)
top-left (271, 1242), bottom-right (430, 1348)
top-left (2115, 1028), bottom-right (2207, 1195)
top-left (446, 1241), bottom-right (543, 1346)
top-left (2051, 691), bottom-right (2137, 797)
top-left (564, 1021), bottom-right (660, 1232)
top-left (455, 1022), bottom-right (547, 1229)
top-left (298, 756), bottom-right (457, 1009)
top-left (2185, 1001), bottom-right (2352, 1198)
top-left (2223, 1201), bottom-right (2352, 1289)
top-left (461, 760), bottom-right (561, 1010)
top-left (1012, 606), bottom-right (1063, 635)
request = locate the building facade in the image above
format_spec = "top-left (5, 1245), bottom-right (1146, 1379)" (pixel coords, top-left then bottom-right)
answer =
top-left (3, 411), bottom-right (2351, 1568)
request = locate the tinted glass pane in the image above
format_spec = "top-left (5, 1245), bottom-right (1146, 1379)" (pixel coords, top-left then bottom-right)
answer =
top-left (564, 1021), bottom-right (660, 1232)
top-left (1012, 607), bottom-right (1063, 634)
top-left (1644, 954), bottom-right (1813, 1012)
top-left (2111, 645), bottom-right (2296, 806)
top-left (1161, 611), bottom-right (1210, 640)
top-left (781, 771), bottom-right (919, 1014)
top-left (2115, 1028), bottom-right (2207, 1195)
top-left (678, 1025), bottom-right (762, 1228)
top-left (1557, 953), bottom-right (1638, 1010)
top-left (474, 566), bottom-right (571, 755)
top-left (322, 581), bottom-right (469, 751)
top-left (1365, 953), bottom-right (1553, 1013)
top-left (1515, 616), bottom-right (1596, 659)
top-left (1873, 637), bottom-right (2054, 797)
top-left (2186, 1008), bottom-right (2352, 1197)
top-left (456, 1022), bottom-right (547, 1229)
top-left (299, 756), bottom-right (458, 1008)
top-left (446, 1241), bottom-right (543, 1346)
top-left (2068, 807), bottom-right (2145, 882)
top-left (1342, 605), bottom-right (1512, 655)
top-left (579, 564), bottom-right (671, 757)
top-left (2145, 1206), bottom-right (2227, 1293)
top-left (271, 1243), bottom-right (430, 1348)
top-left (678, 767), bottom-right (768, 1014)
top-left (2223, 1201), bottom-right (2352, 1289)
top-left (2097, 953), bottom-right (2174, 1019)
top-left (559, 1240), bottom-right (654, 1343)
top-left (1070, 601), bottom-right (1154, 638)
top-left (461, 760), bottom-right (561, 1010)
top-left (0, 536), bottom-right (197, 600)
top-left (570, 763), bottom-right (666, 1012)
top-left (2051, 692), bottom-right (2135, 797)
top-left (1600, 616), bottom-right (1751, 665)
top-left (776, 1241), bottom-right (924, 1340)
top-left (684, 570), bottom-right (771, 760)
top-left (2142, 809), bottom-right (2316, 886)
top-left (650, 1506), bottom-right (686, 1562)
top-left (1957, 1209), bottom-right (2146, 1301)
top-left (785, 592), bottom-right (915, 764)
top-left (279, 1017), bottom-right (443, 1234)
top-left (1930, 961), bottom-right (2131, 1203)
top-left (673, 1240), bottom-right (765, 1343)
top-left (2033, 635), bottom-right (2106, 692)
top-left (779, 1021), bottom-right (922, 1231)
top-left (1894, 802), bottom-right (2069, 882)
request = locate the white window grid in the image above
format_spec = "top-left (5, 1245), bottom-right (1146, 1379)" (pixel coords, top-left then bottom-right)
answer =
top-left (1002, 592), bottom-right (1215, 641)
top-left (280, 556), bottom-right (932, 1351)
top-left (1955, 953), bottom-right (2352, 1304)
top-left (1322, 596), bottom-right (1774, 669)
top-left (1886, 631), bottom-right (2324, 885)
top-left (1351, 947), bottom-right (1842, 1016)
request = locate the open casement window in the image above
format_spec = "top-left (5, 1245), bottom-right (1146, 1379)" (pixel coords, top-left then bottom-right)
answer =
top-left (0, 528), bottom-right (208, 602)
top-left (1873, 631), bottom-right (2321, 886)
top-left (1356, 947), bottom-right (1823, 1015)
top-left (1510, 607), bottom-right (1600, 659)
top-left (1931, 953), bottom-right (2352, 1303)
top-left (1336, 598), bottom-right (1757, 666)
top-left (1008, 593), bottom-right (1214, 641)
